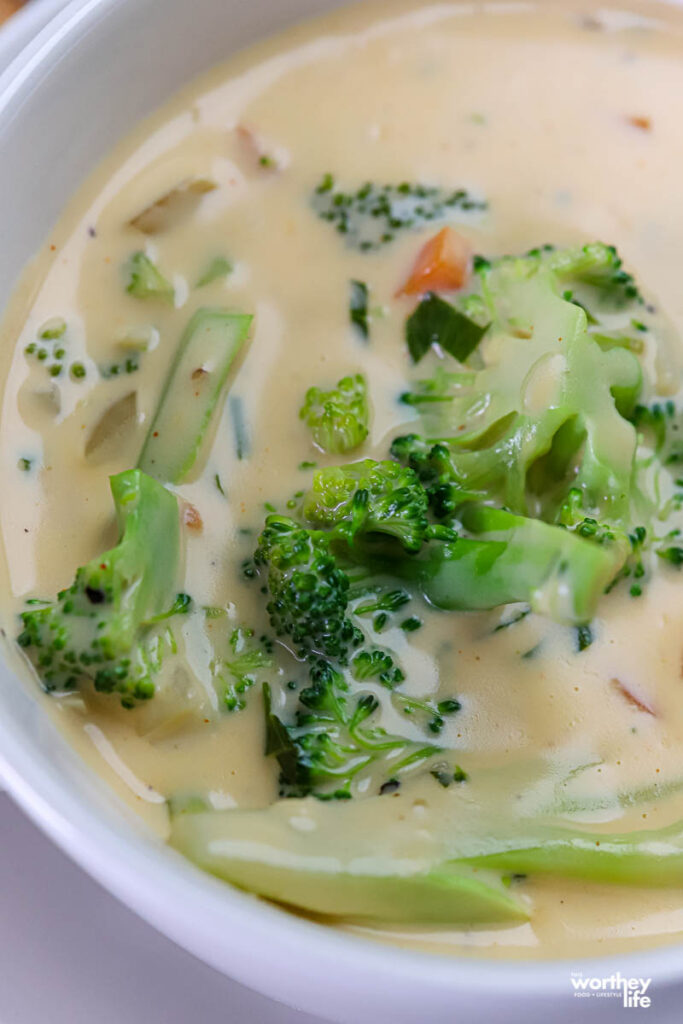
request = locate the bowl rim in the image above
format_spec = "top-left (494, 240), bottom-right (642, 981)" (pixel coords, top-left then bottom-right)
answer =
top-left (1, 0), bottom-right (683, 1011)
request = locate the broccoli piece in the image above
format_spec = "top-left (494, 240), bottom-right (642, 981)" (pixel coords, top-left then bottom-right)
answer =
top-left (406, 293), bottom-right (489, 364)
top-left (253, 515), bottom-right (450, 798)
top-left (171, 798), bottom-right (527, 925)
top-left (253, 515), bottom-right (362, 663)
top-left (631, 400), bottom-right (682, 465)
top-left (17, 469), bottom-right (184, 707)
top-left (385, 503), bottom-right (628, 626)
top-left (481, 242), bottom-right (642, 310)
top-left (312, 176), bottom-right (486, 252)
top-left (125, 251), bottom-right (174, 302)
top-left (299, 373), bottom-right (369, 454)
top-left (302, 459), bottom-right (429, 552)
top-left (218, 627), bottom-right (273, 712)
top-left (351, 648), bottom-right (405, 687)
top-left (398, 250), bottom-right (644, 525)
top-left (263, 661), bottom-right (442, 799)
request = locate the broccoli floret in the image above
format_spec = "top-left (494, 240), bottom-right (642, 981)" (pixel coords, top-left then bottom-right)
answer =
top-left (351, 648), bottom-right (405, 687)
top-left (218, 627), bottom-right (273, 712)
top-left (482, 242), bottom-right (642, 309)
top-left (302, 459), bottom-right (429, 552)
top-left (390, 435), bottom-right (486, 517)
top-left (399, 250), bottom-right (643, 525)
top-left (631, 400), bottom-right (682, 465)
top-left (17, 469), bottom-right (184, 707)
top-left (253, 516), bottom-right (362, 663)
top-left (263, 661), bottom-right (442, 799)
top-left (299, 373), bottom-right (370, 454)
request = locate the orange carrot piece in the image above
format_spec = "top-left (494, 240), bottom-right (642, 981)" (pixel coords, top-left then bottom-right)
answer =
top-left (397, 227), bottom-right (471, 297)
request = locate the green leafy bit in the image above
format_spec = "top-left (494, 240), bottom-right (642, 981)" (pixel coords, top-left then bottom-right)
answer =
top-left (196, 256), bottom-right (233, 288)
top-left (576, 624), bottom-right (594, 652)
top-left (229, 395), bottom-right (249, 461)
top-left (350, 280), bottom-right (370, 339)
top-left (299, 373), bottom-right (370, 455)
top-left (406, 292), bottom-right (489, 364)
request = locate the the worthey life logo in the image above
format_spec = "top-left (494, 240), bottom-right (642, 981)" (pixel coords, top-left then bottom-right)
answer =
top-left (570, 971), bottom-right (653, 1008)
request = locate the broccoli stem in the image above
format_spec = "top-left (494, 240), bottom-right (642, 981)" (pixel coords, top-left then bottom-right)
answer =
top-left (170, 806), bottom-right (526, 925)
top-left (458, 819), bottom-right (683, 887)
top-left (138, 308), bottom-right (252, 484)
top-left (170, 793), bottom-right (683, 924)
top-left (424, 505), bottom-right (626, 625)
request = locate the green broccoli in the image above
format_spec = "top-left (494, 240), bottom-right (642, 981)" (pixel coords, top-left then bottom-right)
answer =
top-left (125, 251), bottom-right (174, 303)
top-left (416, 504), bottom-right (628, 625)
top-left (17, 469), bottom-right (185, 707)
top-left (264, 661), bottom-right (442, 799)
top-left (302, 459), bottom-right (429, 552)
top-left (253, 515), bottom-right (362, 663)
top-left (217, 627), bottom-right (273, 712)
top-left (400, 257), bottom-right (643, 523)
top-left (253, 513), bottom-right (452, 798)
top-left (477, 241), bottom-right (642, 310)
top-left (299, 374), bottom-right (370, 454)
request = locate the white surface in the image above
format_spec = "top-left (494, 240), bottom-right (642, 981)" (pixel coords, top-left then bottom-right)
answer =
top-left (0, 792), bottom-right (325, 1024)
top-left (1, 1), bottom-right (683, 1022)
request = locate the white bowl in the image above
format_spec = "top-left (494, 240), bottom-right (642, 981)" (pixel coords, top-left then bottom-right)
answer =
top-left (1, 2), bottom-right (682, 1021)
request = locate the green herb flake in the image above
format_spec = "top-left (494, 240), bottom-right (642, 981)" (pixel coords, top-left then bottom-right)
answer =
top-left (576, 624), bottom-right (593, 652)
top-left (196, 256), bottom-right (233, 288)
top-left (349, 280), bottom-right (370, 340)
top-left (406, 292), bottom-right (489, 364)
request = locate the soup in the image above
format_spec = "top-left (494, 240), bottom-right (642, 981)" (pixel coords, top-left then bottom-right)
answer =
top-left (2, 0), bottom-right (683, 960)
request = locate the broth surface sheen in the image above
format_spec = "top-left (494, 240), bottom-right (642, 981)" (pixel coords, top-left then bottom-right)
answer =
top-left (2, 0), bottom-right (683, 959)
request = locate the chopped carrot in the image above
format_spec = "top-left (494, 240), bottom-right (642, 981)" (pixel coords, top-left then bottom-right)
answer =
top-left (397, 226), bottom-right (471, 297)
top-left (612, 677), bottom-right (656, 716)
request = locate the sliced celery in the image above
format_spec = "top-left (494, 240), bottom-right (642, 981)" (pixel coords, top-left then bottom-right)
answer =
top-left (138, 308), bottom-right (252, 484)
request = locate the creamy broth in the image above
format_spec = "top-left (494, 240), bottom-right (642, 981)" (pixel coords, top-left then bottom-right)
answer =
top-left (2, 0), bottom-right (683, 958)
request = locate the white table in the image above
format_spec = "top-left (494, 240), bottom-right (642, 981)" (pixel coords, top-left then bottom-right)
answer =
top-left (0, 793), bottom-right (326, 1024)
